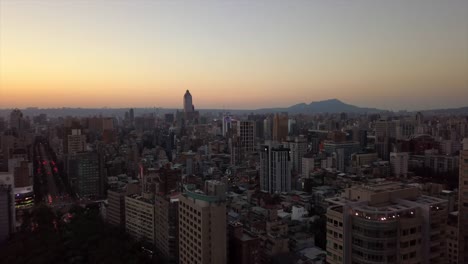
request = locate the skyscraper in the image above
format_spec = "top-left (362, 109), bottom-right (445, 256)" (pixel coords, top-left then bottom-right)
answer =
top-left (67, 129), bottom-right (86, 155)
top-left (183, 90), bottom-right (194, 113)
top-left (260, 143), bottom-right (291, 193)
top-left (237, 120), bottom-right (255, 154)
top-left (178, 181), bottom-right (227, 264)
top-left (273, 113), bottom-right (288, 142)
top-left (283, 136), bottom-right (307, 175)
top-left (458, 138), bottom-right (468, 263)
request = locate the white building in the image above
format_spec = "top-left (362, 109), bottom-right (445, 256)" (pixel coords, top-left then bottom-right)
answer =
top-left (390, 152), bottom-right (409, 178)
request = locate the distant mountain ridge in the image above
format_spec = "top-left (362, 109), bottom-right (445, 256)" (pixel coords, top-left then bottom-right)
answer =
top-left (1, 99), bottom-right (468, 117)
top-left (256, 98), bottom-right (383, 114)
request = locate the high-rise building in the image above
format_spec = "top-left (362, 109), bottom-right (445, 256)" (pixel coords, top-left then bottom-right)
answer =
top-left (375, 119), bottom-right (397, 160)
top-left (9, 109), bottom-right (24, 131)
top-left (390, 152), bottom-right (409, 178)
top-left (67, 129), bottom-right (86, 155)
top-left (178, 181), bottom-right (227, 264)
top-left (155, 194), bottom-right (180, 263)
top-left (107, 185), bottom-right (140, 227)
top-left (125, 194), bottom-right (155, 244)
top-left (237, 120), bottom-right (255, 154)
top-left (222, 115), bottom-right (232, 137)
top-left (183, 90), bottom-right (194, 113)
top-left (326, 182), bottom-right (447, 264)
top-left (273, 113), bottom-right (288, 142)
top-left (323, 141), bottom-right (360, 171)
top-left (283, 136), bottom-right (307, 175)
top-left (260, 143), bottom-right (291, 193)
top-left (263, 116), bottom-right (273, 141)
top-left (67, 152), bottom-right (101, 198)
top-left (458, 138), bottom-right (468, 263)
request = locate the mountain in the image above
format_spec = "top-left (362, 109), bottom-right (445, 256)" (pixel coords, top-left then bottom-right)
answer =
top-left (256, 99), bottom-right (383, 114)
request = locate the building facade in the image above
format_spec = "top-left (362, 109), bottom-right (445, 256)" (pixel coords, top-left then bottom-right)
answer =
top-left (326, 182), bottom-right (448, 264)
top-left (260, 144), bottom-right (291, 193)
top-left (178, 181), bottom-right (227, 264)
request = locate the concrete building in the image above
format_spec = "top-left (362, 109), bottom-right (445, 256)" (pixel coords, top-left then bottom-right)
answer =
top-left (264, 116), bottom-right (273, 141)
top-left (375, 119), bottom-right (397, 160)
top-left (284, 136), bottom-right (307, 175)
top-left (390, 152), bottom-right (409, 178)
top-left (67, 129), bottom-right (86, 155)
top-left (228, 222), bottom-right (261, 264)
top-left (446, 212), bottom-right (458, 264)
top-left (351, 152), bottom-right (378, 167)
top-left (323, 141), bottom-right (360, 170)
top-left (183, 90), bottom-right (194, 113)
top-left (237, 120), bottom-right (256, 154)
top-left (458, 139), bottom-right (468, 263)
top-left (178, 180), bottom-right (227, 264)
top-left (260, 143), bottom-right (291, 193)
top-left (273, 113), bottom-right (288, 142)
top-left (155, 194), bottom-right (180, 263)
top-left (125, 194), bottom-right (155, 244)
top-left (67, 152), bottom-right (101, 198)
top-left (107, 184), bottom-right (141, 227)
top-left (326, 182), bottom-right (448, 264)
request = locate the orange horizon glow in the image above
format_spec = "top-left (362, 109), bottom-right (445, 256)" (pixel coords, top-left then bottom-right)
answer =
top-left (1, 1), bottom-right (467, 111)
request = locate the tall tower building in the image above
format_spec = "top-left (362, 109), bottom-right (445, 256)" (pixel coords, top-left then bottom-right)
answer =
top-left (183, 90), bottom-right (194, 113)
top-left (458, 138), bottom-right (468, 263)
top-left (273, 113), bottom-right (288, 142)
top-left (237, 120), bottom-right (255, 154)
top-left (178, 181), bottom-right (227, 264)
top-left (67, 129), bottom-right (86, 155)
top-left (375, 119), bottom-right (397, 160)
top-left (263, 116), bottom-right (273, 140)
top-left (9, 109), bottom-right (24, 131)
top-left (260, 143), bottom-right (291, 193)
top-left (283, 136), bottom-right (308, 175)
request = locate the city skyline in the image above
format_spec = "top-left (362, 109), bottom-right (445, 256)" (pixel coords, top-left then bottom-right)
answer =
top-left (1, 0), bottom-right (467, 110)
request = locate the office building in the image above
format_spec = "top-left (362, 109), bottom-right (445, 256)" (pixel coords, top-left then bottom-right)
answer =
top-left (67, 152), bottom-right (101, 198)
top-left (260, 143), bottom-right (291, 193)
top-left (237, 120), bottom-right (255, 154)
top-left (125, 194), bottom-right (155, 244)
top-left (273, 113), bottom-right (288, 142)
top-left (390, 152), bottom-right (409, 178)
top-left (178, 180), bottom-right (227, 264)
top-left (283, 136), bottom-right (307, 175)
top-left (323, 141), bottom-right (360, 170)
top-left (326, 182), bottom-right (447, 264)
top-left (67, 129), bottom-right (86, 155)
top-left (155, 194), bottom-right (180, 263)
top-left (106, 184), bottom-right (140, 227)
top-left (375, 119), bottom-right (397, 160)
top-left (184, 90), bottom-right (194, 113)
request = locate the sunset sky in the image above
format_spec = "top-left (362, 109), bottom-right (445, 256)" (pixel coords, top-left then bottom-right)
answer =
top-left (1, 0), bottom-right (467, 110)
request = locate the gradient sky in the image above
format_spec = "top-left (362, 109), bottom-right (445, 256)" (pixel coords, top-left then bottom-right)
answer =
top-left (1, 0), bottom-right (467, 110)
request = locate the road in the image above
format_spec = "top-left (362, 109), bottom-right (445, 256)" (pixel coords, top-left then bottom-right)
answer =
top-left (34, 139), bottom-right (74, 207)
